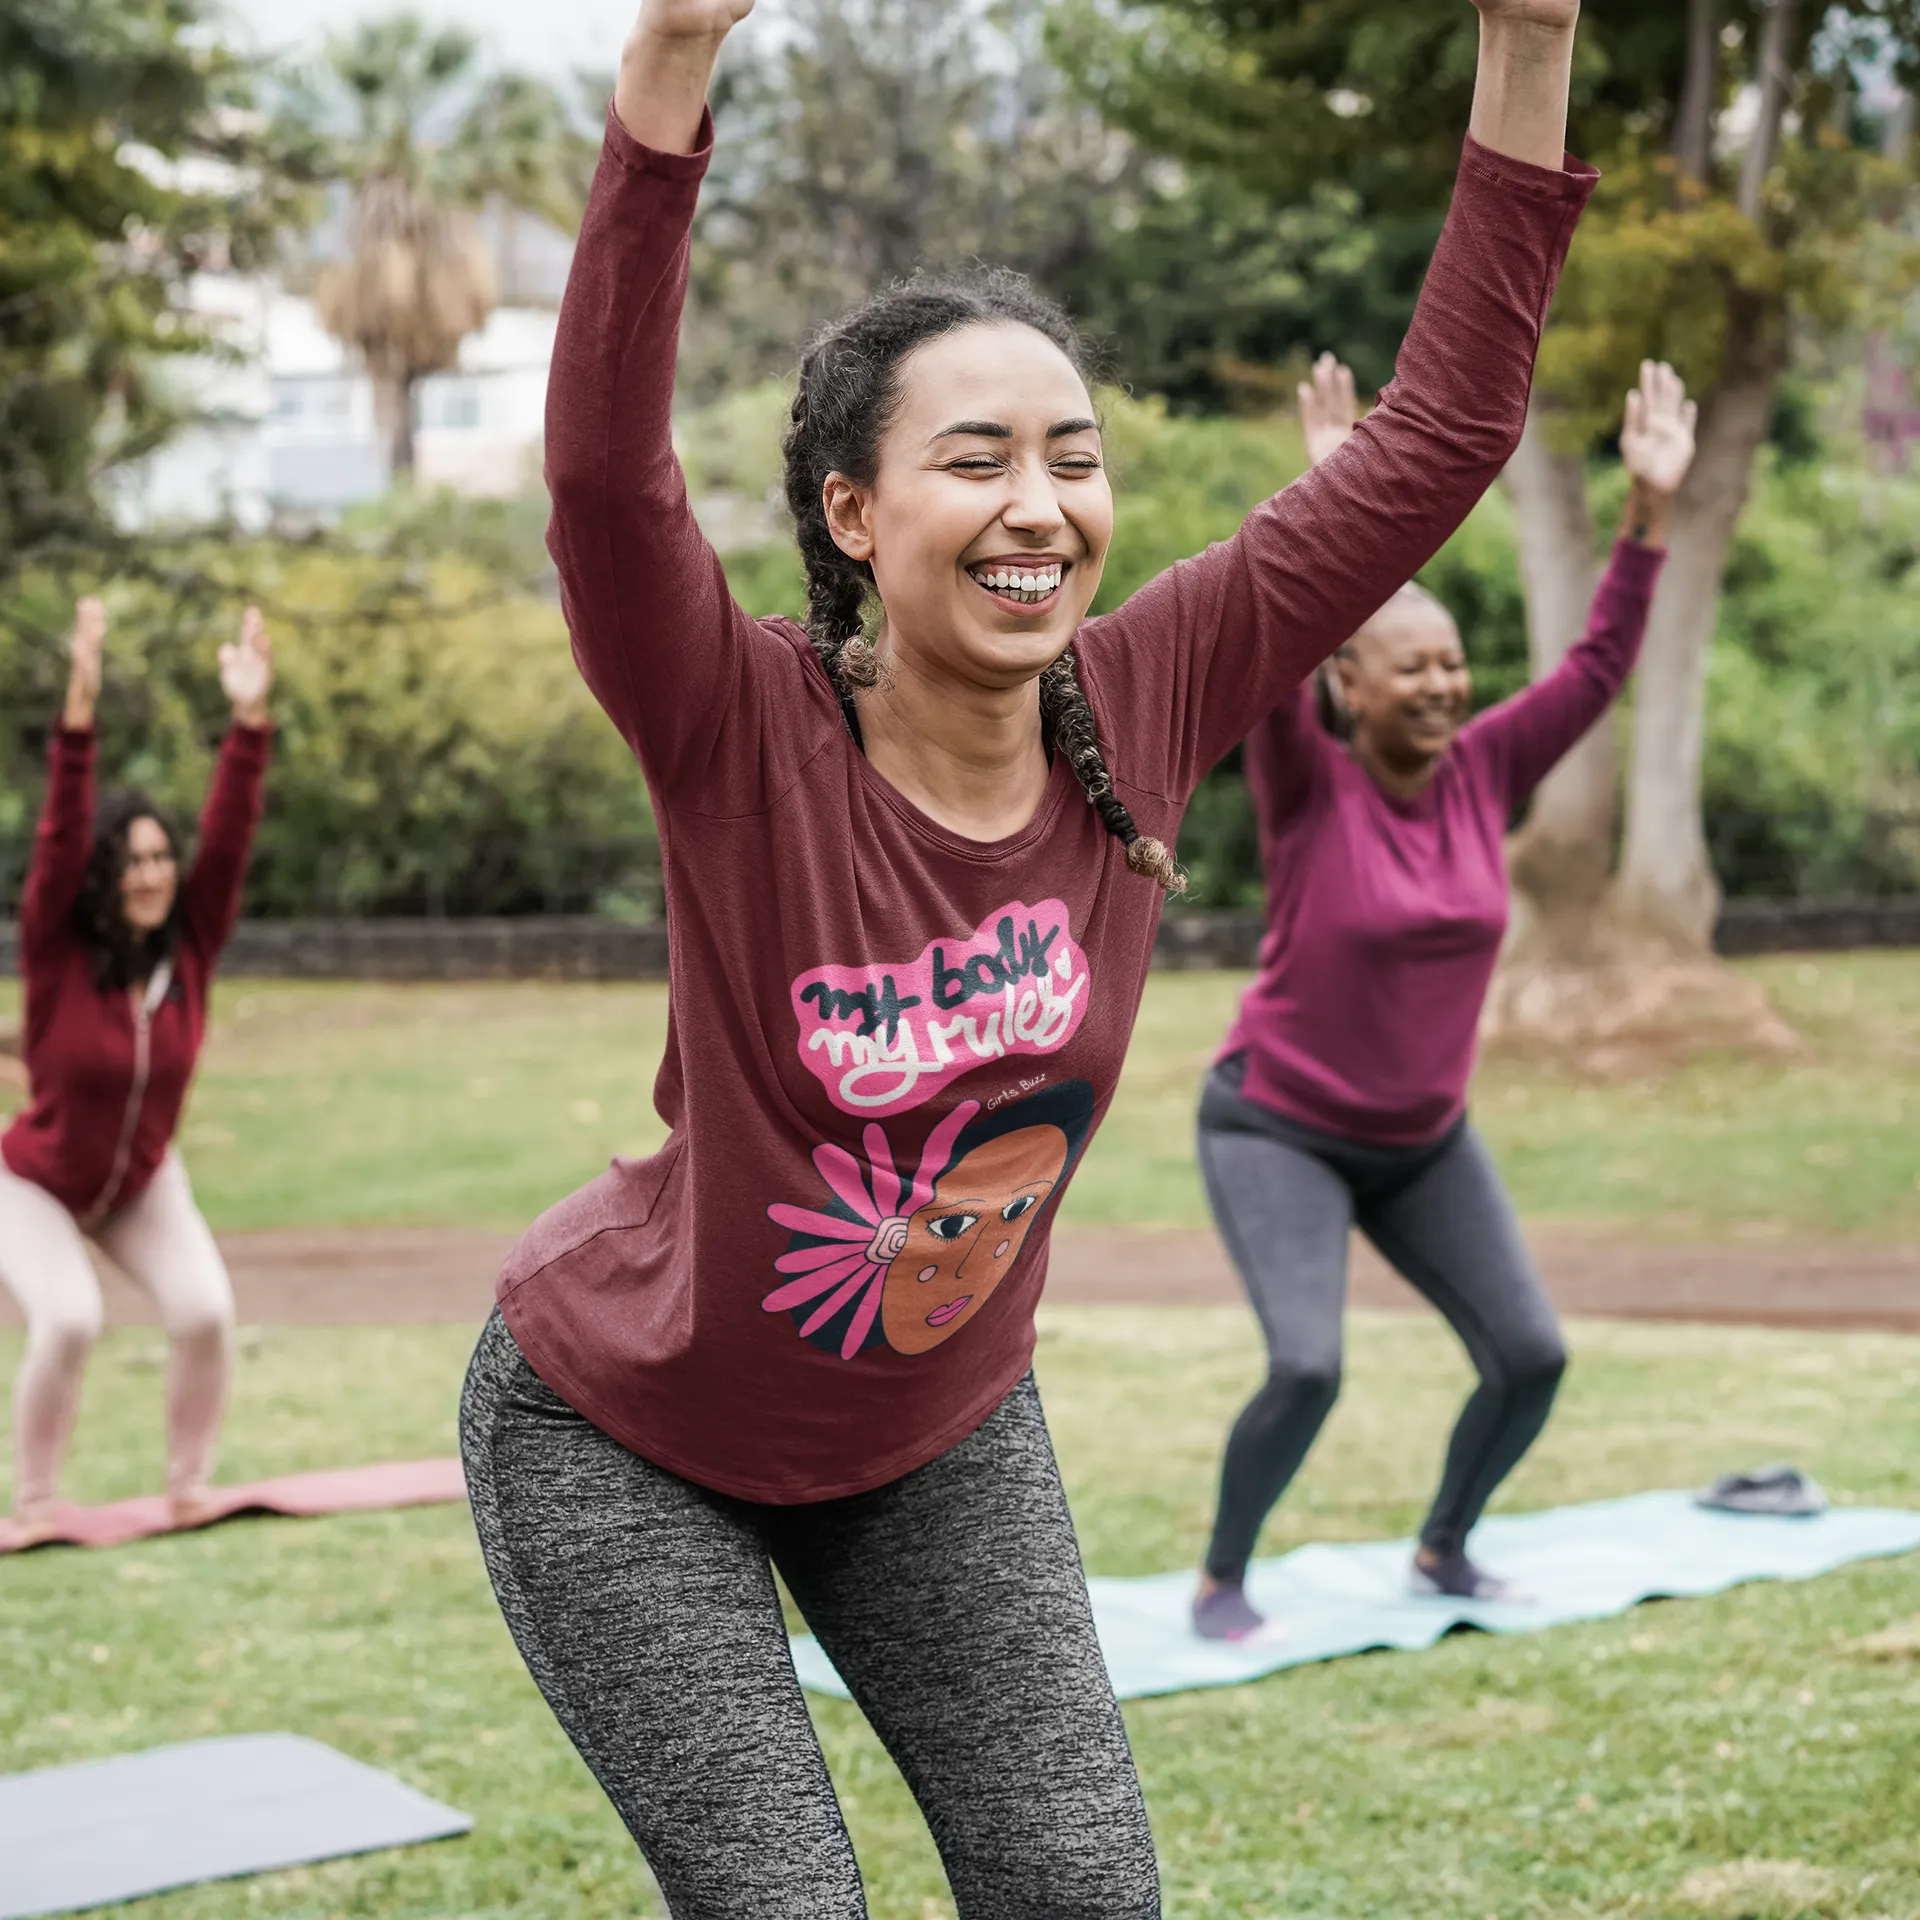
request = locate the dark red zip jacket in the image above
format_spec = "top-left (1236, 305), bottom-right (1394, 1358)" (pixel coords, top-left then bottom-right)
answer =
top-left (2, 722), bottom-right (271, 1222)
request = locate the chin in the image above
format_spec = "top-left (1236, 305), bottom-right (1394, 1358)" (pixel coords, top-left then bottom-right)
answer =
top-left (960, 612), bottom-right (1084, 685)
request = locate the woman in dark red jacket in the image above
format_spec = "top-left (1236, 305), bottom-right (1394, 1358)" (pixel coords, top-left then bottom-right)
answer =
top-left (2, 597), bottom-right (273, 1542)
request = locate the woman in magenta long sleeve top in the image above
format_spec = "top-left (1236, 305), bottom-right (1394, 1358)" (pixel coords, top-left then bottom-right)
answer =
top-left (1191, 362), bottom-right (1698, 1641)
top-left (1, 599), bottom-right (273, 1542)
top-left (456, 0), bottom-right (1593, 1908)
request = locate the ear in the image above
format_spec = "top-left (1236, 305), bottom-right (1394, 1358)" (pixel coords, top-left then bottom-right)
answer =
top-left (822, 474), bottom-right (875, 564)
top-left (1328, 651), bottom-right (1360, 711)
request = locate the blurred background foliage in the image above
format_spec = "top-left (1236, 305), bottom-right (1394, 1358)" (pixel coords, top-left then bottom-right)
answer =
top-left (3, 0), bottom-right (1918, 921)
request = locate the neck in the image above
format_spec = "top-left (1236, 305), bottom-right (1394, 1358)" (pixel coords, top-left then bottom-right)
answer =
top-left (1350, 730), bottom-right (1442, 801)
top-left (853, 632), bottom-right (1051, 843)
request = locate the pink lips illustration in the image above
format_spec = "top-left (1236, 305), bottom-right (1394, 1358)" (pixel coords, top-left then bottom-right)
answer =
top-left (925, 1296), bottom-right (973, 1329)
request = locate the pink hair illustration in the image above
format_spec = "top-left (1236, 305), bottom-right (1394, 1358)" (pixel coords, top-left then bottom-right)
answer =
top-left (762, 1101), bottom-right (980, 1360)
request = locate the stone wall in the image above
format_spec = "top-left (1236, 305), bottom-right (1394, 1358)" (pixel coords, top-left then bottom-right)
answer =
top-left (2, 897), bottom-right (1916, 983)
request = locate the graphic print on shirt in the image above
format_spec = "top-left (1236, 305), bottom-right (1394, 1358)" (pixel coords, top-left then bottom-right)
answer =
top-left (790, 898), bottom-right (1091, 1117)
top-left (763, 1080), bottom-right (1098, 1361)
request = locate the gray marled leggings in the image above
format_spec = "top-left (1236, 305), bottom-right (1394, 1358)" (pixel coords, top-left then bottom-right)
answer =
top-left (1198, 1057), bottom-right (1567, 1582)
top-left (460, 1310), bottom-right (1158, 1919)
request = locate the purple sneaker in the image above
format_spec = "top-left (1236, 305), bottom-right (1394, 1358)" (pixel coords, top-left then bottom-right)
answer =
top-left (1192, 1582), bottom-right (1267, 1642)
top-left (1409, 1549), bottom-right (1528, 1602)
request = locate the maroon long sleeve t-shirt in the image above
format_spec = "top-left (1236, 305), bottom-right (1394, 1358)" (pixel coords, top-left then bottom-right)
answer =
top-left (497, 107), bottom-right (1595, 1502)
top-left (4, 722), bottom-right (271, 1219)
top-left (1223, 538), bottom-right (1666, 1145)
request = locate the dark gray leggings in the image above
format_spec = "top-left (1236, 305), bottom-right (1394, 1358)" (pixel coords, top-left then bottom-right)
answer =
top-left (460, 1310), bottom-right (1159, 1919)
top-left (1197, 1059), bottom-right (1566, 1582)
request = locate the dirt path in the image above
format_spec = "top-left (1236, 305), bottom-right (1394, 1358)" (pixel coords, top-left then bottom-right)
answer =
top-left (6, 1224), bottom-right (1912, 1333)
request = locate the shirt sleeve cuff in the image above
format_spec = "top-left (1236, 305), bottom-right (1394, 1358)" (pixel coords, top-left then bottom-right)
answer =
top-left (1609, 536), bottom-right (1668, 589)
top-left (1459, 133), bottom-right (1600, 204)
top-left (602, 100), bottom-right (715, 182)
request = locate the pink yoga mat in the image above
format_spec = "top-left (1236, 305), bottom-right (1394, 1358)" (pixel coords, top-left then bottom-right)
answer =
top-left (0, 1459), bottom-right (467, 1553)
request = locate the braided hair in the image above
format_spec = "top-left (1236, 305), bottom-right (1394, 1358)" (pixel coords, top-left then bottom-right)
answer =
top-left (780, 266), bottom-right (1184, 895)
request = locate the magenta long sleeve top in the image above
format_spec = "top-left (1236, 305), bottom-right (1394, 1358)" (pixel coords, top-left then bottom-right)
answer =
top-left (1221, 538), bottom-right (1665, 1145)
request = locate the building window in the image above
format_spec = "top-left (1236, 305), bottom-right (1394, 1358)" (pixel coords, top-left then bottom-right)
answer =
top-left (419, 380), bottom-right (482, 431)
top-left (271, 381), bottom-right (351, 428)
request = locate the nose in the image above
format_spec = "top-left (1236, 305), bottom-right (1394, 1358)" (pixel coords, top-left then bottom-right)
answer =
top-left (1001, 452), bottom-right (1067, 538)
top-left (954, 1224), bottom-right (999, 1281)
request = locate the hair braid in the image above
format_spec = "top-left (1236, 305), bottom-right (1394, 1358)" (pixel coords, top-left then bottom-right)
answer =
top-left (779, 264), bottom-right (1181, 893)
top-left (1040, 646), bottom-right (1186, 895)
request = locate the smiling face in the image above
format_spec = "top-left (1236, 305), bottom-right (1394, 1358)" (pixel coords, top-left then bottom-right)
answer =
top-left (821, 321), bottom-right (1113, 693)
top-left (118, 815), bottom-right (179, 935)
top-left (1333, 599), bottom-right (1472, 778)
top-left (881, 1123), bottom-right (1069, 1355)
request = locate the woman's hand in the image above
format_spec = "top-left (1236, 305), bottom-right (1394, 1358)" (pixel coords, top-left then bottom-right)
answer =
top-left (1299, 354), bottom-right (1359, 468)
top-left (219, 606), bottom-right (273, 727)
top-left (1619, 361), bottom-right (1696, 548)
top-left (62, 597), bottom-right (105, 731)
top-left (1620, 361), bottom-right (1697, 499)
top-left (617, 0), bottom-right (753, 153)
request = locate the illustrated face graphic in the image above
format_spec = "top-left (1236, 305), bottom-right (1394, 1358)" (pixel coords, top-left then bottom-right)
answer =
top-left (880, 1124), bottom-right (1067, 1355)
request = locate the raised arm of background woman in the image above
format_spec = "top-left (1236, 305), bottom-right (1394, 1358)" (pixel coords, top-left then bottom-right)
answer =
top-left (19, 599), bottom-right (108, 970)
top-left (177, 607), bottom-right (274, 962)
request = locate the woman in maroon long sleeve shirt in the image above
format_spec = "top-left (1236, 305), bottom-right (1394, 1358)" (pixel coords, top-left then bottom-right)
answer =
top-left (1, 599), bottom-right (273, 1543)
top-left (1190, 362), bottom-right (1698, 1641)
top-left (456, 0), bottom-right (1591, 1909)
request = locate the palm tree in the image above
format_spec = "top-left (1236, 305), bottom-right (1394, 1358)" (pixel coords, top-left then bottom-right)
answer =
top-left (295, 15), bottom-right (587, 478)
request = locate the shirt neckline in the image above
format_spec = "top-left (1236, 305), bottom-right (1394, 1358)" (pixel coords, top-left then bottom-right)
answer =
top-left (781, 623), bottom-right (1081, 862)
top-left (848, 727), bottom-right (1077, 863)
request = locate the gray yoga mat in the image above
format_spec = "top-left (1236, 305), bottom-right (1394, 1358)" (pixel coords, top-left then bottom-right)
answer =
top-left (0, 1733), bottom-right (470, 1918)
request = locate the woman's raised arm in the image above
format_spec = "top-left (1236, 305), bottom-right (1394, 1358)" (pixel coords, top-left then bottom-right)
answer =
top-left (1078, 0), bottom-right (1589, 804)
top-left (179, 607), bottom-right (274, 961)
top-left (21, 599), bottom-right (106, 964)
top-left (1465, 361), bottom-right (1696, 808)
top-left (546, 1), bottom-right (784, 806)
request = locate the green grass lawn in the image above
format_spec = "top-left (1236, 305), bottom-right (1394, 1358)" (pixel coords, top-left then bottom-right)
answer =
top-left (4, 1309), bottom-right (1917, 1917)
top-left (4, 952), bottom-right (1917, 1238)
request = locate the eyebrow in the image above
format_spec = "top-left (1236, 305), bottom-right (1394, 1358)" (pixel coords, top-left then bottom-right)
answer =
top-left (931, 417), bottom-right (1101, 442)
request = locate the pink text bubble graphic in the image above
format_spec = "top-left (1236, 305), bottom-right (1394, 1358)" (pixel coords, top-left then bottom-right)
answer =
top-left (790, 899), bottom-right (1091, 1117)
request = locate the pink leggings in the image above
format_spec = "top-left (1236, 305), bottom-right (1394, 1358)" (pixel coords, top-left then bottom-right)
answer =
top-left (0, 1152), bottom-right (234, 1513)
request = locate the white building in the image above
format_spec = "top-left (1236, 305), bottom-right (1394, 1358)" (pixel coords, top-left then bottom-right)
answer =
top-left (112, 202), bottom-right (573, 530)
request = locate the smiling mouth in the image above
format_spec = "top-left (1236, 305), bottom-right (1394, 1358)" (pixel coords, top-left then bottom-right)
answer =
top-left (967, 561), bottom-right (1067, 612)
top-left (925, 1296), bottom-right (973, 1328)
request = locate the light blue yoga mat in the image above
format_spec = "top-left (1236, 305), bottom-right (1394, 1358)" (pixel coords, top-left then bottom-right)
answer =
top-left (791, 1491), bottom-right (1920, 1703)
top-left (0, 1733), bottom-right (471, 1919)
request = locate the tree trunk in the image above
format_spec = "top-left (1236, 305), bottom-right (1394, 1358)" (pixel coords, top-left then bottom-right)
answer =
top-left (373, 370), bottom-right (415, 480)
top-left (1500, 398), bottom-right (1612, 941)
top-left (1673, 0), bottom-right (1718, 185)
top-left (1737, 0), bottom-right (1801, 218)
top-left (1483, 325), bottom-right (1797, 1069)
top-left (1610, 312), bottom-right (1784, 952)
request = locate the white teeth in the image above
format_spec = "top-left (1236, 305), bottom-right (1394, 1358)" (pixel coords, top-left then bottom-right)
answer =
top-left (972, 564), bottom-right (1062, 601)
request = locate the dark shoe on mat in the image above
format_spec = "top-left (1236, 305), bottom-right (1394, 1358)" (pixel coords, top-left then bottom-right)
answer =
top-left (1409, 1549), bottom-right (1528, 1602)
top-left (1192, 1582), bottom-right (1267, 1642)
top-left (1695, 1463), bottom-right (1827, 1517)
